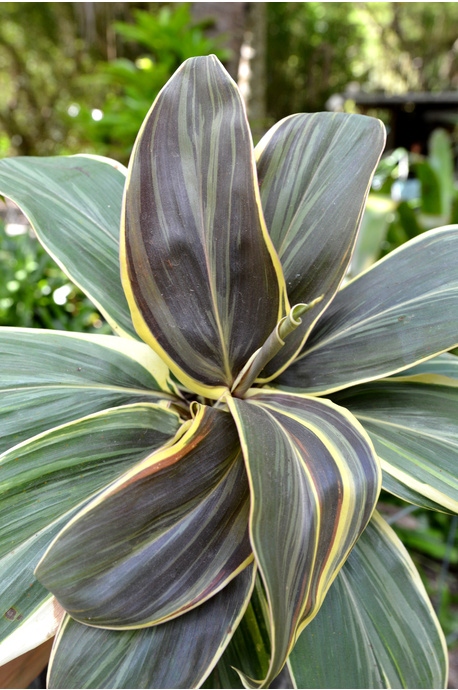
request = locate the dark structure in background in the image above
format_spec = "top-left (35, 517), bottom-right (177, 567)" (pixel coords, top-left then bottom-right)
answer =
top-left (328, 91), bottom-right (458, 156)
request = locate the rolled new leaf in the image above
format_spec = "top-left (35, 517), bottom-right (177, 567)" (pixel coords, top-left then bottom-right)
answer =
top-left (226, 390), bottom-right (380, 688)
top-left (47, 565), bottom-right (256, 690)
top-left (289, 513), bottom-right (447, 689)
top-left (254, 112), bottom-right (386, 381)
top-left (277, 226), bottom-right (458, 394)
top-left (35, 405), bottom-right (252, 628)
top-left (121, 55), bottom-right (287, 399)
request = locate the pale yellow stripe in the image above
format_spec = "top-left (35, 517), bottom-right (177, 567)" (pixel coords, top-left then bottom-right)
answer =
top-left (46, 613), bottom-right (70, 687)
top-left (373, 512), bottom-right (449, 683)
top-left (379, 458), bottom-right (458, 514)
top-left (1, 326), bottom-right (175, 394)
top-left (384, 373), bottom-right (458, 388)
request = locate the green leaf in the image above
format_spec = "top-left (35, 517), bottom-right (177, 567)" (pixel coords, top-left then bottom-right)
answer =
top-left (203, 576), bottom-right (271, 689)
top-left (254, 112), bottom-right (386, 381)
top-left (428, 129), bottom-right (455, 219)
top-left (226, 390), bottom-right (380, 688)
top-left (332, 377), bottom-right (458, 513)
top-left (47, 564), bottom-right (256, 690)
top-left (0, 155), bottom-right (136, 338)
top-left (415, 160), bottom-right (442, 215)
top-left (348, 195), bottom-right (396, 278)
top-left (0, 327), bottom-right (178, 455)
top-left (121, 55), bottom-right (287, 399)
top-left (35, 405), bottom-right (252, 628)
top-left (278, 226), bottom-right (458, 394)
top-left (289, 512), bottom-right (447, 689)
top-left (397, 200), bottom-right (424, 239)
top-left (0, 403), bottom-right (179, 651)
top-left (390, 352), bottom-right (458, 386)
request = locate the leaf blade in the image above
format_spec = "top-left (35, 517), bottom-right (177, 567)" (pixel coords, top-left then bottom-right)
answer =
top-left (35, 405), bottom-right (252, 628)
top-left (332, 376), bottom-right (458, 513)
top-left (254, 112), bottom-right (386, 380)
top-left (226, 390), bottom-right (380, 688)
top-left (0, 403), bottom-right (179, 652)
top-left (121, 55), bottom-right (287, 397)
top-left (277, 226), bottom-right (458, 394)
top-left (289, 512), bottom-right (448, 689)
top-left (0, 156), bottom-right (135, 338)
top-left (0, 327), bottom-right (178, 455)
top-left (47, 564), bottom-right (256, 690)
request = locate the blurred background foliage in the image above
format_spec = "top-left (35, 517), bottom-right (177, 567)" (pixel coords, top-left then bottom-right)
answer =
top-left (1, 2), bottom-right (457, 159)
top-left (0, 217), bottom-right (110, 332)
top-left (0, 1), bottom-right (457, 681)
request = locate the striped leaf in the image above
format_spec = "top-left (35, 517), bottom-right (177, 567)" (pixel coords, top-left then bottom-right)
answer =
top-left (390, 351), bottom-right (458, 386)
top-left (202, 576), bottom-right (271, 689)
top-left (0, 155), bottom-right (136, 339)
top-left (254, 112), bottom-right (385, 381)
top-left (277, 226), bottom-right (458, 394)
top-left (289, 512), bottom-right (447, 689)
top-left (332, 376), bottom-right (458, 513)
top-left (0, 597), bottom-right (63, 667)
top-left (47, 564), bottom-right (255, 690)
top-left (0, 404), bottom-right (179, 652)
top-left (0, 327), bottom-right (178, 455)
top-left (35, 405), bottom-right (252, 628)
top-left (226, 390), bottom-right (380, 688)
top-left (121, 55), bottom-right (287, 399)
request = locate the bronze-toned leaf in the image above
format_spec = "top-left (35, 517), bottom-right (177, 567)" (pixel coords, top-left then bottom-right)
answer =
top-left (121, 55), bottom-right (287, 399)
top-left (35, 405), bottom-right (252, 628)
top-left (226, 390), bottom-right (380, 687)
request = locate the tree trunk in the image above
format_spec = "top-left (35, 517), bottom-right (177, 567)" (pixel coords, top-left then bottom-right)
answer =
top-left (244, 2), bottom-right (267, 141)
top-left (191, 2), bottom-right (247, 80)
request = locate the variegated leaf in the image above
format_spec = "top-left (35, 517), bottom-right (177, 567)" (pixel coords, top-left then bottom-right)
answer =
top-left (0, 404), bottom-right (179, 653)
top-left (121, 55), bottom-right (287, 399)
top-left (277, 226), bottom-right (458, 394)
top-left (332, 375), bottom-right (458, 513)
top-left (0, 156), bottom-right (135, 338)
top-left (254, 112), bottom-right (385, 381)
top-left (226, 390), bottom-right (380, 688)
top-left (202, 576), bottom-right (271, 689)
top-left (0, 597), bottom-right (63, 667)
top-left (35, 405), bottom-right (252, 628)
top-left (0, 327), bottom-right (178, 455)
top-left (389, 352), bottom-right (458, 386)
top-left (47, 564), bottom-right (256, 690)
top-left (289, 512), bottom-right (447, 689)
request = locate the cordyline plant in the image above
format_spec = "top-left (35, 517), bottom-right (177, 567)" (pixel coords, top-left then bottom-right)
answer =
top-left (0, 56), bottom-right (457, 689)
